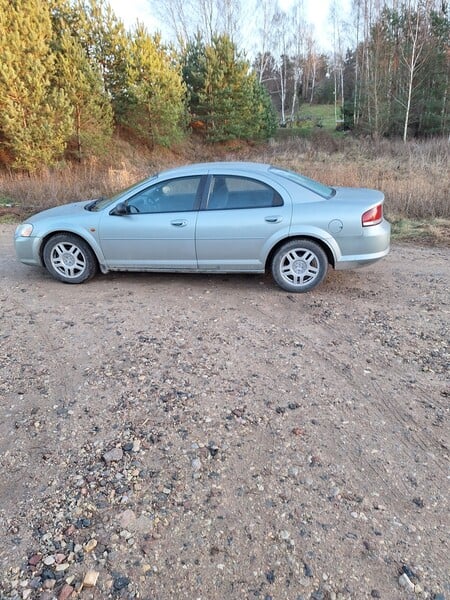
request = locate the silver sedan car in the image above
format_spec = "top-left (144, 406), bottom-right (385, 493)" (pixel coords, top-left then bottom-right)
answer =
top-left (15, 162), bottom-right (390, 292)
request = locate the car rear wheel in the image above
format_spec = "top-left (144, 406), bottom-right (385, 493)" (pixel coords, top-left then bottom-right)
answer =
top-left (43, 234), bottom-right (97, 283)
top-left (271, 239), bottom-right (328, 292)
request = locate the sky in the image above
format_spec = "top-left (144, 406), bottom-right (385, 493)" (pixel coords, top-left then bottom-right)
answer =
top-left (108, 0), bottom-right (352, 52)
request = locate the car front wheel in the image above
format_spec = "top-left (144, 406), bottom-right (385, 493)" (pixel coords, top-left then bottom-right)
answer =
top-left (43, 234), bottom-right (97, 283)
top-left (271, 239), bottom-right (328, 293)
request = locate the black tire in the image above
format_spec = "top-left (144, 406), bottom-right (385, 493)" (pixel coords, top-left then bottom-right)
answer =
top-left (271, 239), bottom-right (328, 293)
top-left (43, 234), bottom-right (97, 284)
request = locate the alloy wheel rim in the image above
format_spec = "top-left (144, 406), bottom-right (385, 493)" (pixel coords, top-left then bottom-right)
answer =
top-left (50, 242), bottom-right (86, 278)
top-left (280, 248), bottom-right (320, 287)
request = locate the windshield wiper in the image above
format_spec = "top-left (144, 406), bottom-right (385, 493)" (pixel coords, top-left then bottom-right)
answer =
top-left (85, 197), bottom-right (104, 211)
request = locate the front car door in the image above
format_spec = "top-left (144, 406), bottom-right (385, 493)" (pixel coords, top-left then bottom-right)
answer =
top-left (98, 176), bottom-right (202, 270)
top-left (195, 174), bottom-right (292, 271)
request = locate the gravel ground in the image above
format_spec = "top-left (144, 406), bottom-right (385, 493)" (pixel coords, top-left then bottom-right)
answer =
top-left (0, 223), bottom-right (448, 600)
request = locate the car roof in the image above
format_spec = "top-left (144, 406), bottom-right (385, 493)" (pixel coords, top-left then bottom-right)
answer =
top-left (155, 162), bottom-right (273, 178)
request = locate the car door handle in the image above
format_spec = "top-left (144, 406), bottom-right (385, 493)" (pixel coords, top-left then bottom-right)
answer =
top-left (265, 216), bottom-right (282, 223)
top-left (171, 219), bottom-right (188, 227)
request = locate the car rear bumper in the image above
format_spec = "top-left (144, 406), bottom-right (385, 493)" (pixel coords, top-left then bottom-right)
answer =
top-left (334, 220), bottom-right (391, 269)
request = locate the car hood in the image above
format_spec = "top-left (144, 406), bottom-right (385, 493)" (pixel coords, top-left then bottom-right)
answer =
top-left (332, 187), bottom-right (384, 205)
top-left (28, 200), bottom-right (95, 223)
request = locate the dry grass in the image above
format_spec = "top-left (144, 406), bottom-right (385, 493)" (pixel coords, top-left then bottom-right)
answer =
top-left (259, 134), bottom-right (450, 220)
top-left (0, 133), bottom-right (448, 231)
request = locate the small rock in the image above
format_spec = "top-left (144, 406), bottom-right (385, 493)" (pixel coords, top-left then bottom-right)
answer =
top-left (120, 530), bottom-right (132, 540)
top-left (28, 554), bottom-right (42, 567)
top-left (113, 576), bottom-right (130, 591)
top-left (43, 556), bottom-right (55, 566)
top-left (208, 443), bottom-right (219, 457)
top-left (65, 525), bottom-right (76, 536)
top-left (43, 579), bottom-right (56, 590)
top-left (132, 439), bottom-right (141, 452)
top-left (399, 573), bottom-right (415, 592)
top-left (371, 590), bottom-right (381, 598)
top-left (134, 515), bottom-right (154, 534)
top-left (83, 570), bottom-right (99, 588)
top-left (75, 517), bottom-right (91, 529)
top-left (54, 553), bottom-right (66, 564)
top-left (118, 509), bottom-right (136, 530)
top-left (29, 577), bottom-right (41, 589)
top-left (191, 458), bottom-right (201, 471)
top-left (280, 530), bottom-right (290, 540)
top-left (103, 447), bottom-right (123, 463)
top-left (402, 564), bottom-right (418, 582)
top-left (41, 569), bottom-right (55, 581)
top-left (58, 584), bottom-right (74, 600)
top-left (84, 539), bottom-right (98, 553)
top-left (266, 569), bottom-right (275, 583)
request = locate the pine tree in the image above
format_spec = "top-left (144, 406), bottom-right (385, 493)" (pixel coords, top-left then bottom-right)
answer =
top-left (182, 33), bottom-right (208, 122)
top-left (75, 0), bottom-right (130, 123)
top-left (54, 30), bottom-right (113, 160)
top-left (123, 24), bottom-right (186, 148)
top-left (0, 0), bottom-right (72, 171)
top-left (195, 34), bottom-right (276, 141)
top-left (250, 77), bottom-right (278, 140)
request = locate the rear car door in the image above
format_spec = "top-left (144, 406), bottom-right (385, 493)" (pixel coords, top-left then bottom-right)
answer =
top-left (195, 174), bottom-right (292, 271)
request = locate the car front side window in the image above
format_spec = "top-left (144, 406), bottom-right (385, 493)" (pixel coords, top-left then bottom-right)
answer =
top-left (127, 176), bottom-right (201, 214)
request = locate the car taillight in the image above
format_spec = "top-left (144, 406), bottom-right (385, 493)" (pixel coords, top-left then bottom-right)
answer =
top-left (362, 204), bottom-right (383, 227)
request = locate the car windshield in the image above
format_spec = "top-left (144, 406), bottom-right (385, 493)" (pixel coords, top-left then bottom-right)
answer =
top-left (270, 167), bottom-right (335, 199)
top-left (86, 176), bottom-right (158, 211)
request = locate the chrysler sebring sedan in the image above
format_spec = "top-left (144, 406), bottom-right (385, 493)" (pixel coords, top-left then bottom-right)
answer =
top-left (15, 162), bottom-right (390, 292)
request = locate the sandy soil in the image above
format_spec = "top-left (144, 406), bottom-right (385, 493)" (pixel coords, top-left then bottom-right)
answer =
top-left (0, 223), bottom-right (448, 600)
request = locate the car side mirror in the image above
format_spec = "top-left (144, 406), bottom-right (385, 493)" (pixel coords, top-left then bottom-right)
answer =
top-left (110, 202), bottom-right (128, 216)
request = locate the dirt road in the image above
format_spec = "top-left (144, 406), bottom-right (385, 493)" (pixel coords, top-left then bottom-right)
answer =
top-left (0, 223), bottom-right (448, 599)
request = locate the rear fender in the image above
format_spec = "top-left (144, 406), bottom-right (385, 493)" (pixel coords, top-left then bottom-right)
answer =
top-left (263, 226), bottom-right (341, 268)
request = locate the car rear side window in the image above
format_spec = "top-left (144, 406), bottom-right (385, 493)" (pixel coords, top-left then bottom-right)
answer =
top-left (127, 176), bottom-right (201, 213)
top-left (207, 176), bottom-right (283, 210)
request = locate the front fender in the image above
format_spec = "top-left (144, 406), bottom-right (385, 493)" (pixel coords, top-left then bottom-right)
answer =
top-left (39, 227), bottom-right (109, 273)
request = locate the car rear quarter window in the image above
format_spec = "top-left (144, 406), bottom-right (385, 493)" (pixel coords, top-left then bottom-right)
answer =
top-left (127, 176), bottom-right (201, 213)
top-left (270, 167), bottom-right (334, 199)
top-left (207, 176), bottom-right (283, 210)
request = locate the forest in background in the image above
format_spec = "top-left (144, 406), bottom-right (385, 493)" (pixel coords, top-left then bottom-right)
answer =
top-left (0, 0), bottom-right (448, 173)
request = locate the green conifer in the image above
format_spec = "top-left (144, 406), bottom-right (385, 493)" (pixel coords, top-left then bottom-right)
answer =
top-left (124, 25), bottom-right (186, 148)
top-left (0, 0), bottom-right (72, 171)
top-left (53, 28), bottom-right (113, 160)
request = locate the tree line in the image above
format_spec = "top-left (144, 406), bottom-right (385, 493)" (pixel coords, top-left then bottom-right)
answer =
top-left (0, 0), bottom-right (448, 172)
top-left (0, 0), bottom-right (276, 172)
top-left (154, 0), bottom-right (448, 139)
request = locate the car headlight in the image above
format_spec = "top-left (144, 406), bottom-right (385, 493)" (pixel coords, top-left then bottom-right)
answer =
top-left (15, 223), bottom-right (34, 238)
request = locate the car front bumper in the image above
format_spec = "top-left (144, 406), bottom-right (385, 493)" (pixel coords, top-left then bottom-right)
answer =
top-left (15, 235), bottom-right (44, 267)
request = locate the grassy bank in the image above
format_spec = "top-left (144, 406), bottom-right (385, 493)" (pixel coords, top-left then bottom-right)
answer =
top-left (0, 132), bottom-right (448, 244)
